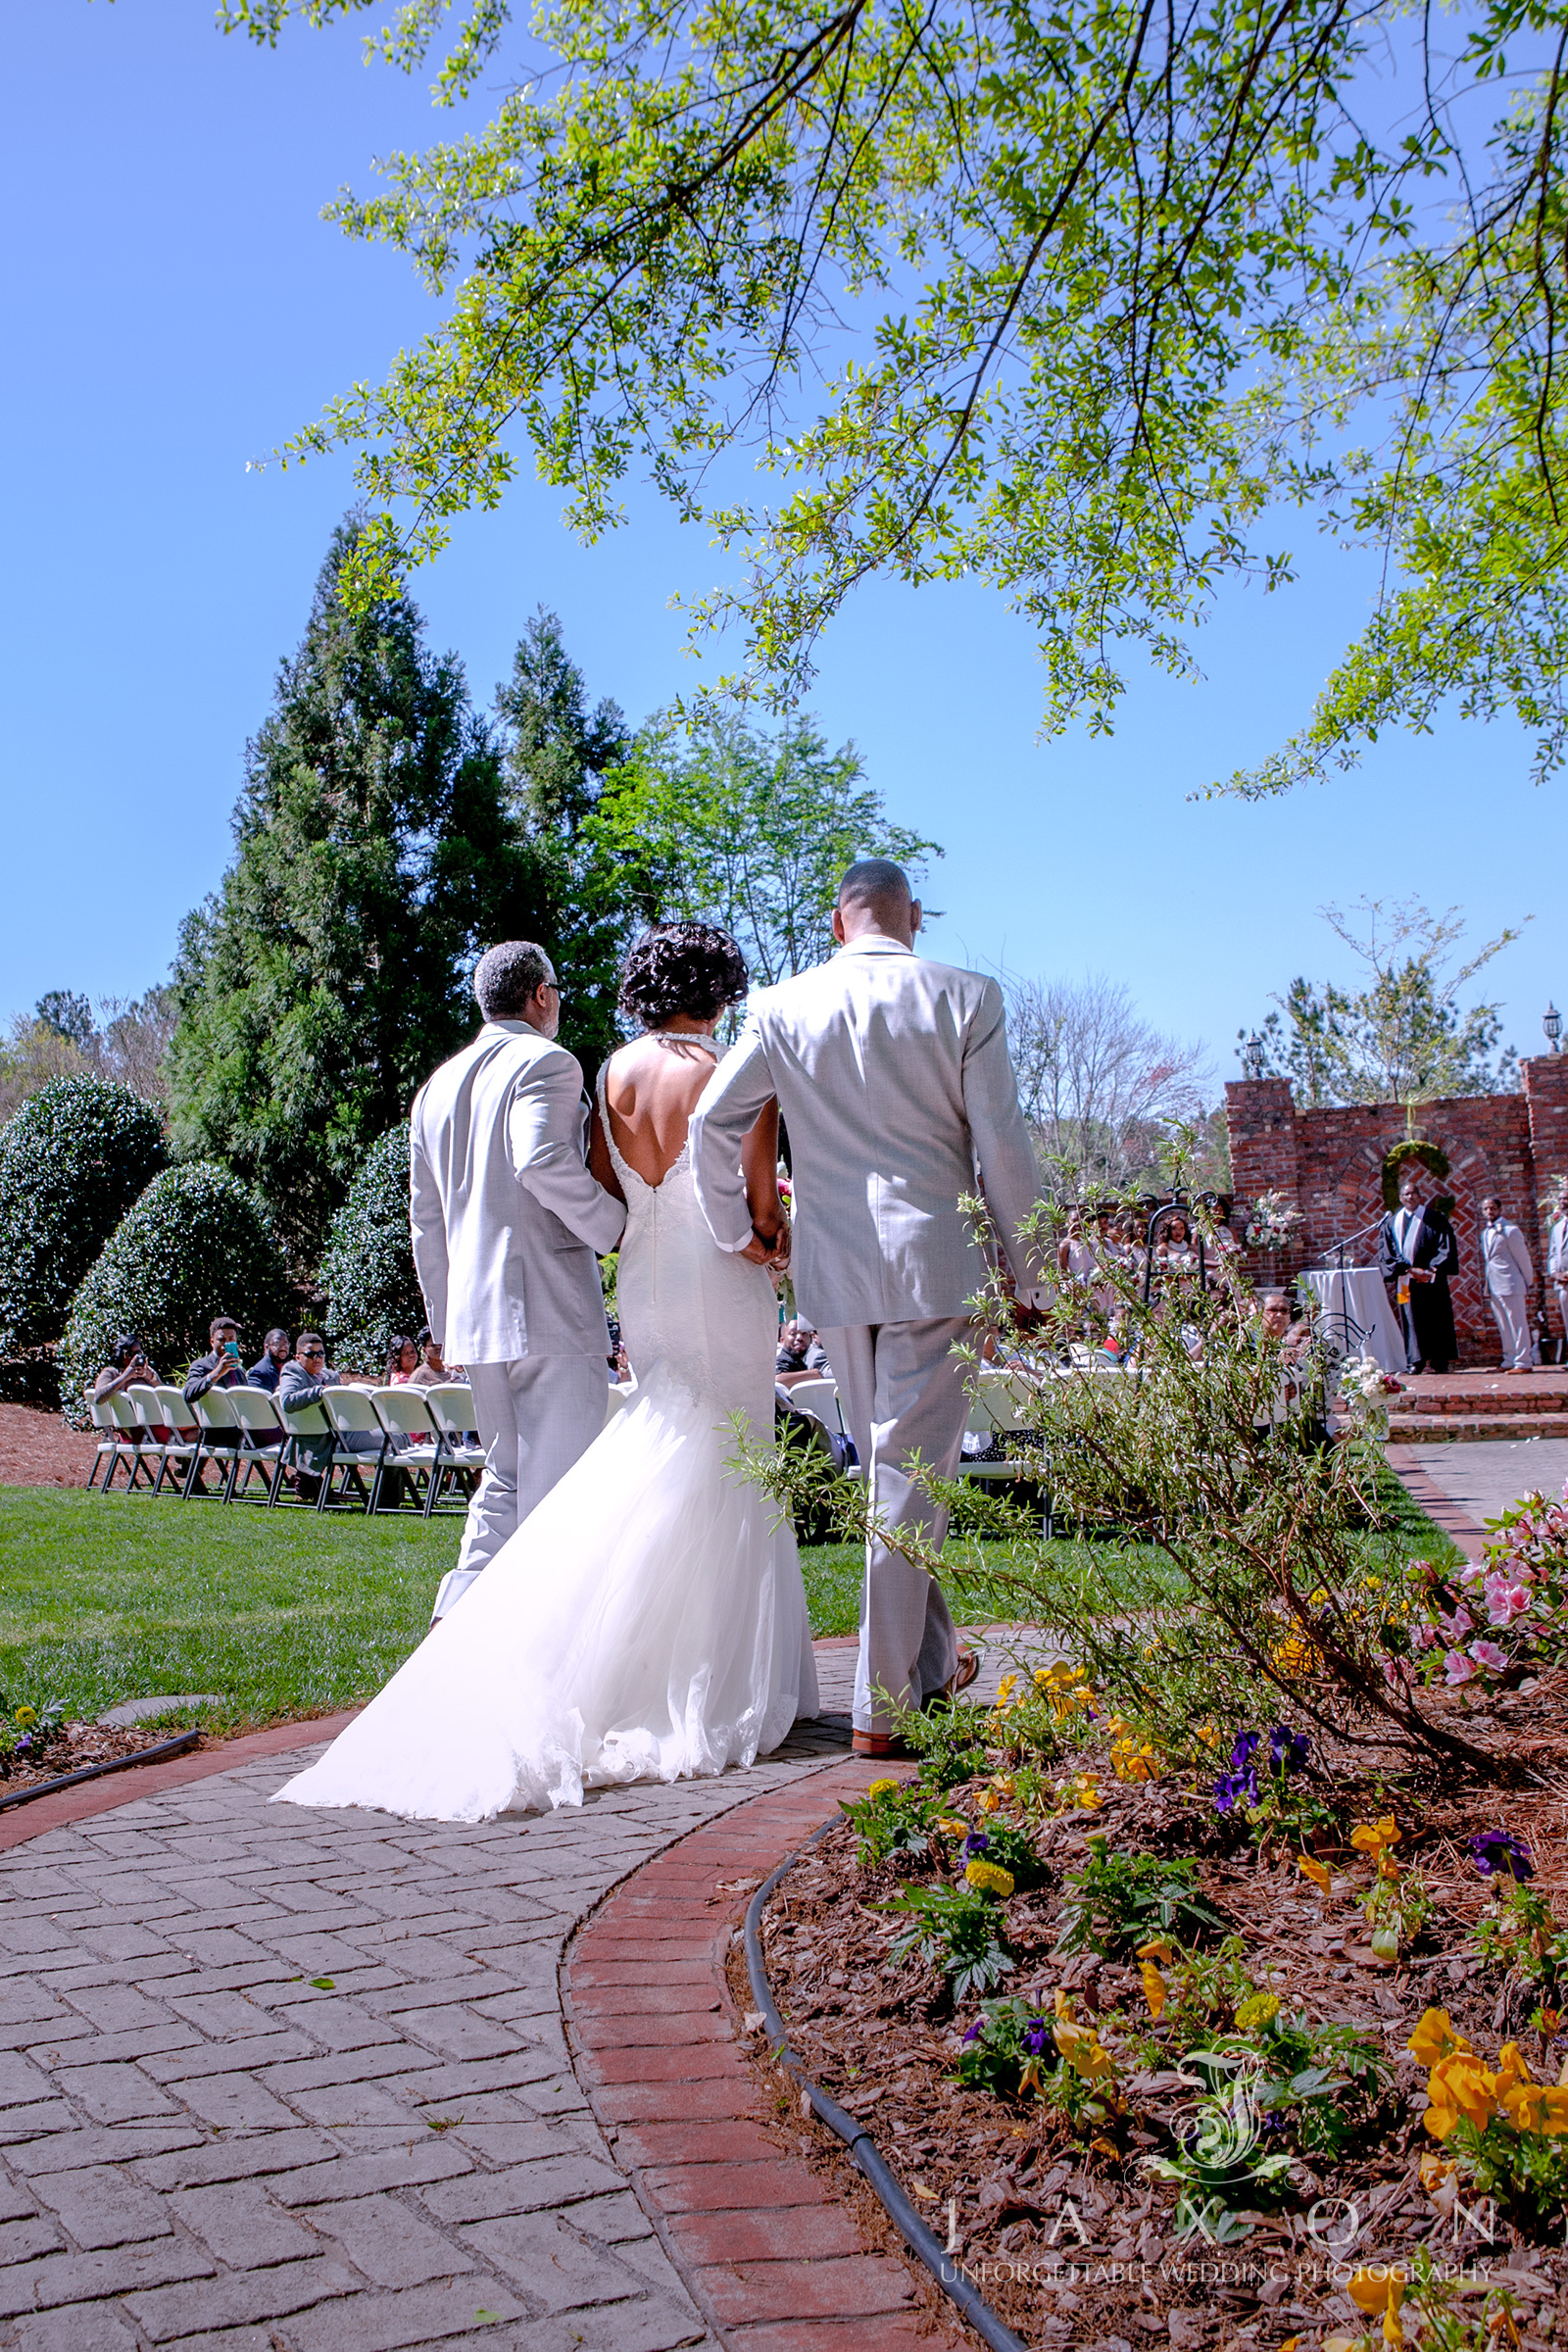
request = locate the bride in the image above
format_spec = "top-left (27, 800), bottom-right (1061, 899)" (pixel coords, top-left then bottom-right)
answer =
top-left (274, 922), bottom-right (819, 1824)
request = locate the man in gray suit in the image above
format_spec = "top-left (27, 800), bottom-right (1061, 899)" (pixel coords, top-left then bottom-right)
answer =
top-left (691, 860), bottom-right (1044, 1757)
top-left (411, 941), bottom-right (627, 1618)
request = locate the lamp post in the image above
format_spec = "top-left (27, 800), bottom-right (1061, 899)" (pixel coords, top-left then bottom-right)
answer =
top-left (1546, 1004), bottom-right (1562, 1054)
top-left (1242, 1032), bottom-right (1266, 1080)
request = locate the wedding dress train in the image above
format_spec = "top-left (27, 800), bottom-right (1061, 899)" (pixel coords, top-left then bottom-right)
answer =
top-left (273, 1042), bottom-right (818, 1822)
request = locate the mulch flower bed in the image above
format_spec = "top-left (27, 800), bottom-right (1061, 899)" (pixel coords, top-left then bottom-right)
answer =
top-left (0, 1719), bottom-right (202, 1796)
top-left (747, 1682), bottom-right (1568, 2352)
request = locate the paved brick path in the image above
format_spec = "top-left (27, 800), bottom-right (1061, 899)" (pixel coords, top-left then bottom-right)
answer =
top-left (0, 1718), bottom-right (874, 2352)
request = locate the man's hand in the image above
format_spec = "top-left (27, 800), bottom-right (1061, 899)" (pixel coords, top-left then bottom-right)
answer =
top-left (1412, 1268), bottom-right (1433, 1284)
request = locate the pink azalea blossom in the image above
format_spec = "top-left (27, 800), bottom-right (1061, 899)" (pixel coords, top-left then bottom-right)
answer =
top-left (1438, 1606), bottom-right (1475, 1642)
top-left (1445, 1650), bottom-right (1480, 1686)
top-left (1410, 1622), bottom-right (1438, 1653)
top-left (1469, 1641), bottom-right (1509, 1673)
top-left (1459, 1565), bottom-right (1486, 1590)
top-left (1484, 1575), bottom-right (1534, 1627)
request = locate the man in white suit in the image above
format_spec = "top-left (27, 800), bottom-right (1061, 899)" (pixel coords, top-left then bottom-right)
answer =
top-left (690, 860), bottom-right (1044, 1758)
top-left (1480, 1194), bottom-right (1539, 1372)
top-left (1548, 1187), bottom-right (1568, 1360)
top-left (411, 941), bottom-right (627, 1618)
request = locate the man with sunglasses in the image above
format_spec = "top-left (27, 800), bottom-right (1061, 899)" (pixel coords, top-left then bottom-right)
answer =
top-left (277, 1333), bottom-right (380, 1501)
top-left (411, 939), bottom-right (627, 1618)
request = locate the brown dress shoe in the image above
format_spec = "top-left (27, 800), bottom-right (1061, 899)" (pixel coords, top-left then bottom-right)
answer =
top-left (852, 1730), bottom-right (912, 1760)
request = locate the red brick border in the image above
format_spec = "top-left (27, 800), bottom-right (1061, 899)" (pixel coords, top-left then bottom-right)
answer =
top-left (0, 1711), bottom-right (360, 1852)
top-left (564, 1760), bottom-right (969, 2352)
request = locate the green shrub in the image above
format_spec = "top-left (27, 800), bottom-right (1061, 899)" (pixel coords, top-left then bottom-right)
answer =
top-left (318, 1128), bottom-right (423, 1375)
top-left (0, 1077), bottom-right (166, 1351)
top-left (58, 1164), bottom-right (289, 1425)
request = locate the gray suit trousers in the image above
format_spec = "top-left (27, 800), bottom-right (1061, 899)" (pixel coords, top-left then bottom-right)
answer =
top-left (818, 1318), bottom-right (972, 1734)
top-left (436, 1354), bottom-right (609, 1618)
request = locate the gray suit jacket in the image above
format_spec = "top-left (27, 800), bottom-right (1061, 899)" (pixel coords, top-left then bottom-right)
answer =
top-left (410, 1022), bottom-right (627, 1365)
top-left (690, 936), bottom-right (1043, 1328)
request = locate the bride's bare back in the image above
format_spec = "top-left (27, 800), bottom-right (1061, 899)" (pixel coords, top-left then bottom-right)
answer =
top-left (589, 1025), bottom-right (784, 1252)
top-left (600, 1032), bottom-right (719, 1188)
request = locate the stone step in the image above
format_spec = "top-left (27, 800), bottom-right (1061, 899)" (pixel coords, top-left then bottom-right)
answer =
top-left (1387, 1412), bottom-right (1568, 1444)
top-left (1396, 1384), bottom-right (1568, 1416)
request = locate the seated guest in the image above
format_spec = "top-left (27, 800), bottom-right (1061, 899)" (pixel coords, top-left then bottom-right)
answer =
top-left (91, 1338), bottom-right (178, 1445)
top-left (185, 1317), bottom-right (249, 1406)
top-left (776, 1318), bottom-right (829, 1381)
top-left (186, 1318), bottom-right (283, 1464)
top-left (408, 1328), bottom-right (456, 1388)
top-left (278, 1333), bottom-right (380, 1500)
top-left (387, 1335), bottom-right (418, 1385)
top-left (91, 1334), bottom-right (161, 1409)
top-left (249, 1329), bottom-right (291, 1392)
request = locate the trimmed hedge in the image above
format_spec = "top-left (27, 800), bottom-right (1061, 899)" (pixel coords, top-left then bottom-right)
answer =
top-left (319, 1127), bottom-right (423, 1375)
top-left (59, 1163), bottom-right (290, 1426)
top-left (0, 1077), bottom-right (167, 1351)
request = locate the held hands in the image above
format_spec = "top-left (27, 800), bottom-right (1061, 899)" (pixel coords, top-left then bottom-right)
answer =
top-left (740, 1221), bottom-right (792, 1274)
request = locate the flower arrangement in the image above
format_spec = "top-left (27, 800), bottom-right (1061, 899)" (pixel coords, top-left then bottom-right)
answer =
top-left (1244, 1190), bottom-right (1305, 1250)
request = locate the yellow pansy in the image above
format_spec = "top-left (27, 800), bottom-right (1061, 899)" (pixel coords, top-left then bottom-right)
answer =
top-left (1350, 1816), bottom-right (1400, 1864)
top-left (1110, 1736), bottom-right (1159, 1783)
top-left (866, 1778), bottom-right (902, 1802)
top-left (937, 1815), bottom-right (968, 1837)
top-left (1504, 2082), bottom-right (1568, 2136)
top-left (1139, 1960), bottom-right (1168, 2020)
top-left (1407, 2009), bottom-right (1468, 2067)
top-left (1137, 1937), bottom-right (1175, 1965)
top-left (1298, 1856), bottom-right (1332, 1896)
top-left (963, 1858), bottom-right (1015, 1899)
top-left (1346, 2270), bottom-right (1406, 2323)
top-left (1054, 2015), bottom-right (1116, 2082)
top-left (1418, 2149), bottom-right (1455, 2195)
top-left (1424, 2052), bottom-right (1498, 2141)
top-left (13, 1707), bottom-right (36, 1730)
top-left (1235, 1992), bottom-right (1281, 2033)
top-left (1058, 1772), bottom-right (1102, 1812)
top-left (978, 1788), bottom-right (1001, 1815)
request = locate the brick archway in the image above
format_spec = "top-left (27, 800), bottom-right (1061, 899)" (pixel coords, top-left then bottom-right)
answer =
top-left (1225, 1059), bottom-right (1568, 1367)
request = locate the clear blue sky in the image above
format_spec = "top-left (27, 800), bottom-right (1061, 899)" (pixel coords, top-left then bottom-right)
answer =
top-left (2, 0), bottom-right (1559, 1085)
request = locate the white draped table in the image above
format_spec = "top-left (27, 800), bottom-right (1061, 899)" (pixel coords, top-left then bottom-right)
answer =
top-left (1301, 1265), bottom-right (1406, 1373)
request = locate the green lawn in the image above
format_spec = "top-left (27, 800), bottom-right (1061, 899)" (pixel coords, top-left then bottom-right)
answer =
top-left (0, 1492), bottom-right (870, 1730)
top-left (0, 1469), bottom-right (1460, 1732)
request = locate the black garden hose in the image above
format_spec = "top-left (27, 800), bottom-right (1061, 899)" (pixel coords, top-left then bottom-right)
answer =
top-left (743, 1830), bottom-right (1028, 2352)
top-left (0, 1729), bottom-right (202, 1814)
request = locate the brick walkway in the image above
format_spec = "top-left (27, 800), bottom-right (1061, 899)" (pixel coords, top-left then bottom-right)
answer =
top-left (0, 1715), bottom-right (890, 2352)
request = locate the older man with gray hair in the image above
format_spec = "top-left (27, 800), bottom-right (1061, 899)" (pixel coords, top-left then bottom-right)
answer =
top-left (411, 940), bottom-right (627, 1618)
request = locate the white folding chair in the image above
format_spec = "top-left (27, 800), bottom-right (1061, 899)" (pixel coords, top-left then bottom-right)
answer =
top-left (423, 1382), bottom-right (487, 1515)
top-left (151, 1385), bottom-right (204, 1497)
top-left (961, 1367), bottom-right (1052, 1524)
top-left (225, 1387), bottom-right (290, 1503)
top-left (185, 1386), bottom-right (245, 1500)
top-left (274, 1395), bottom-right (333, 1507)
top-left (368, 1387), bottom-right (444, 1516)
top-left (318, 1387), bottom-right (384, 1512)
top-left (84, 1395), bottom-right (132, 1491)
top-left (783, 1375), bottom-right (844, 1435)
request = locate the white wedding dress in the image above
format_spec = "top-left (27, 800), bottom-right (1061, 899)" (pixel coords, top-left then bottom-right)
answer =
top-left (273, 1039), bottom-right (819, 1823)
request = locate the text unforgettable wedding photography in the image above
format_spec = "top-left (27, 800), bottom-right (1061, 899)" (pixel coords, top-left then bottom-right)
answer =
top-left (5, 1), bottom-right (1568, 2345)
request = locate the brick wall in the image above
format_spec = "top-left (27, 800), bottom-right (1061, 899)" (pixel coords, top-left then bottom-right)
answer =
top-left (1224, 1057), bottom-right (1568, 1366)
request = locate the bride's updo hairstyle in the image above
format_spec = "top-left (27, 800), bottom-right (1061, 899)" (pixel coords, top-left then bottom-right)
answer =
top-left (618, 922), bottom-right (749, 1030)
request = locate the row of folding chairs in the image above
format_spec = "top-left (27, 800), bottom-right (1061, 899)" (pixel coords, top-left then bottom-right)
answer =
top-left (85, 1381), bottom-right (487, 1516)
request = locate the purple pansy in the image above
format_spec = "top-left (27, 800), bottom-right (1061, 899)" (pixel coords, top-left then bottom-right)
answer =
top-left (1022, 2018), bottom-right (1051, 2057)
top-left (1267, 1725), bottom-right (1310, 1772)
top-left (1469, 1830), bottom-right (1535, 1882)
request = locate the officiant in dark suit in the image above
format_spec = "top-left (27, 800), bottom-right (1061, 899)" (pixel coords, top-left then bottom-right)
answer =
top-left (1377, 1164), bottom-right (1458, 1373)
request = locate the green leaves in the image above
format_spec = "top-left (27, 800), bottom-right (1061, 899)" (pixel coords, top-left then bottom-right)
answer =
top-left (223, 0), bottom-right (1568, 780)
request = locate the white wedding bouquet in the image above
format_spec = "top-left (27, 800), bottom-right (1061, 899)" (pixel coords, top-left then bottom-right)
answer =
top-left (1244, 1189), bottom-right (1305, 1250)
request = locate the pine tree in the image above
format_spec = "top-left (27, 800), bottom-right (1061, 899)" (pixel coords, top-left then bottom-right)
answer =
top-left (492, 607), bottom-right (639, 1076)
top-left (168, 517), bottom-right (547, 1258)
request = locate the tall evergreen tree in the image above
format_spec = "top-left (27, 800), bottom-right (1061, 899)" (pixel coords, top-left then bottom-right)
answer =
top-left (169, 517), bottom-right (547, 1257)
top-left (492, 609), bottom-right (638, 1077)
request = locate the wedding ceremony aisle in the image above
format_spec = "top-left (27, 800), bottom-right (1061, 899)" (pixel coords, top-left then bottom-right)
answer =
top-left (0, 1643), bottom-right (1010, 2351)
